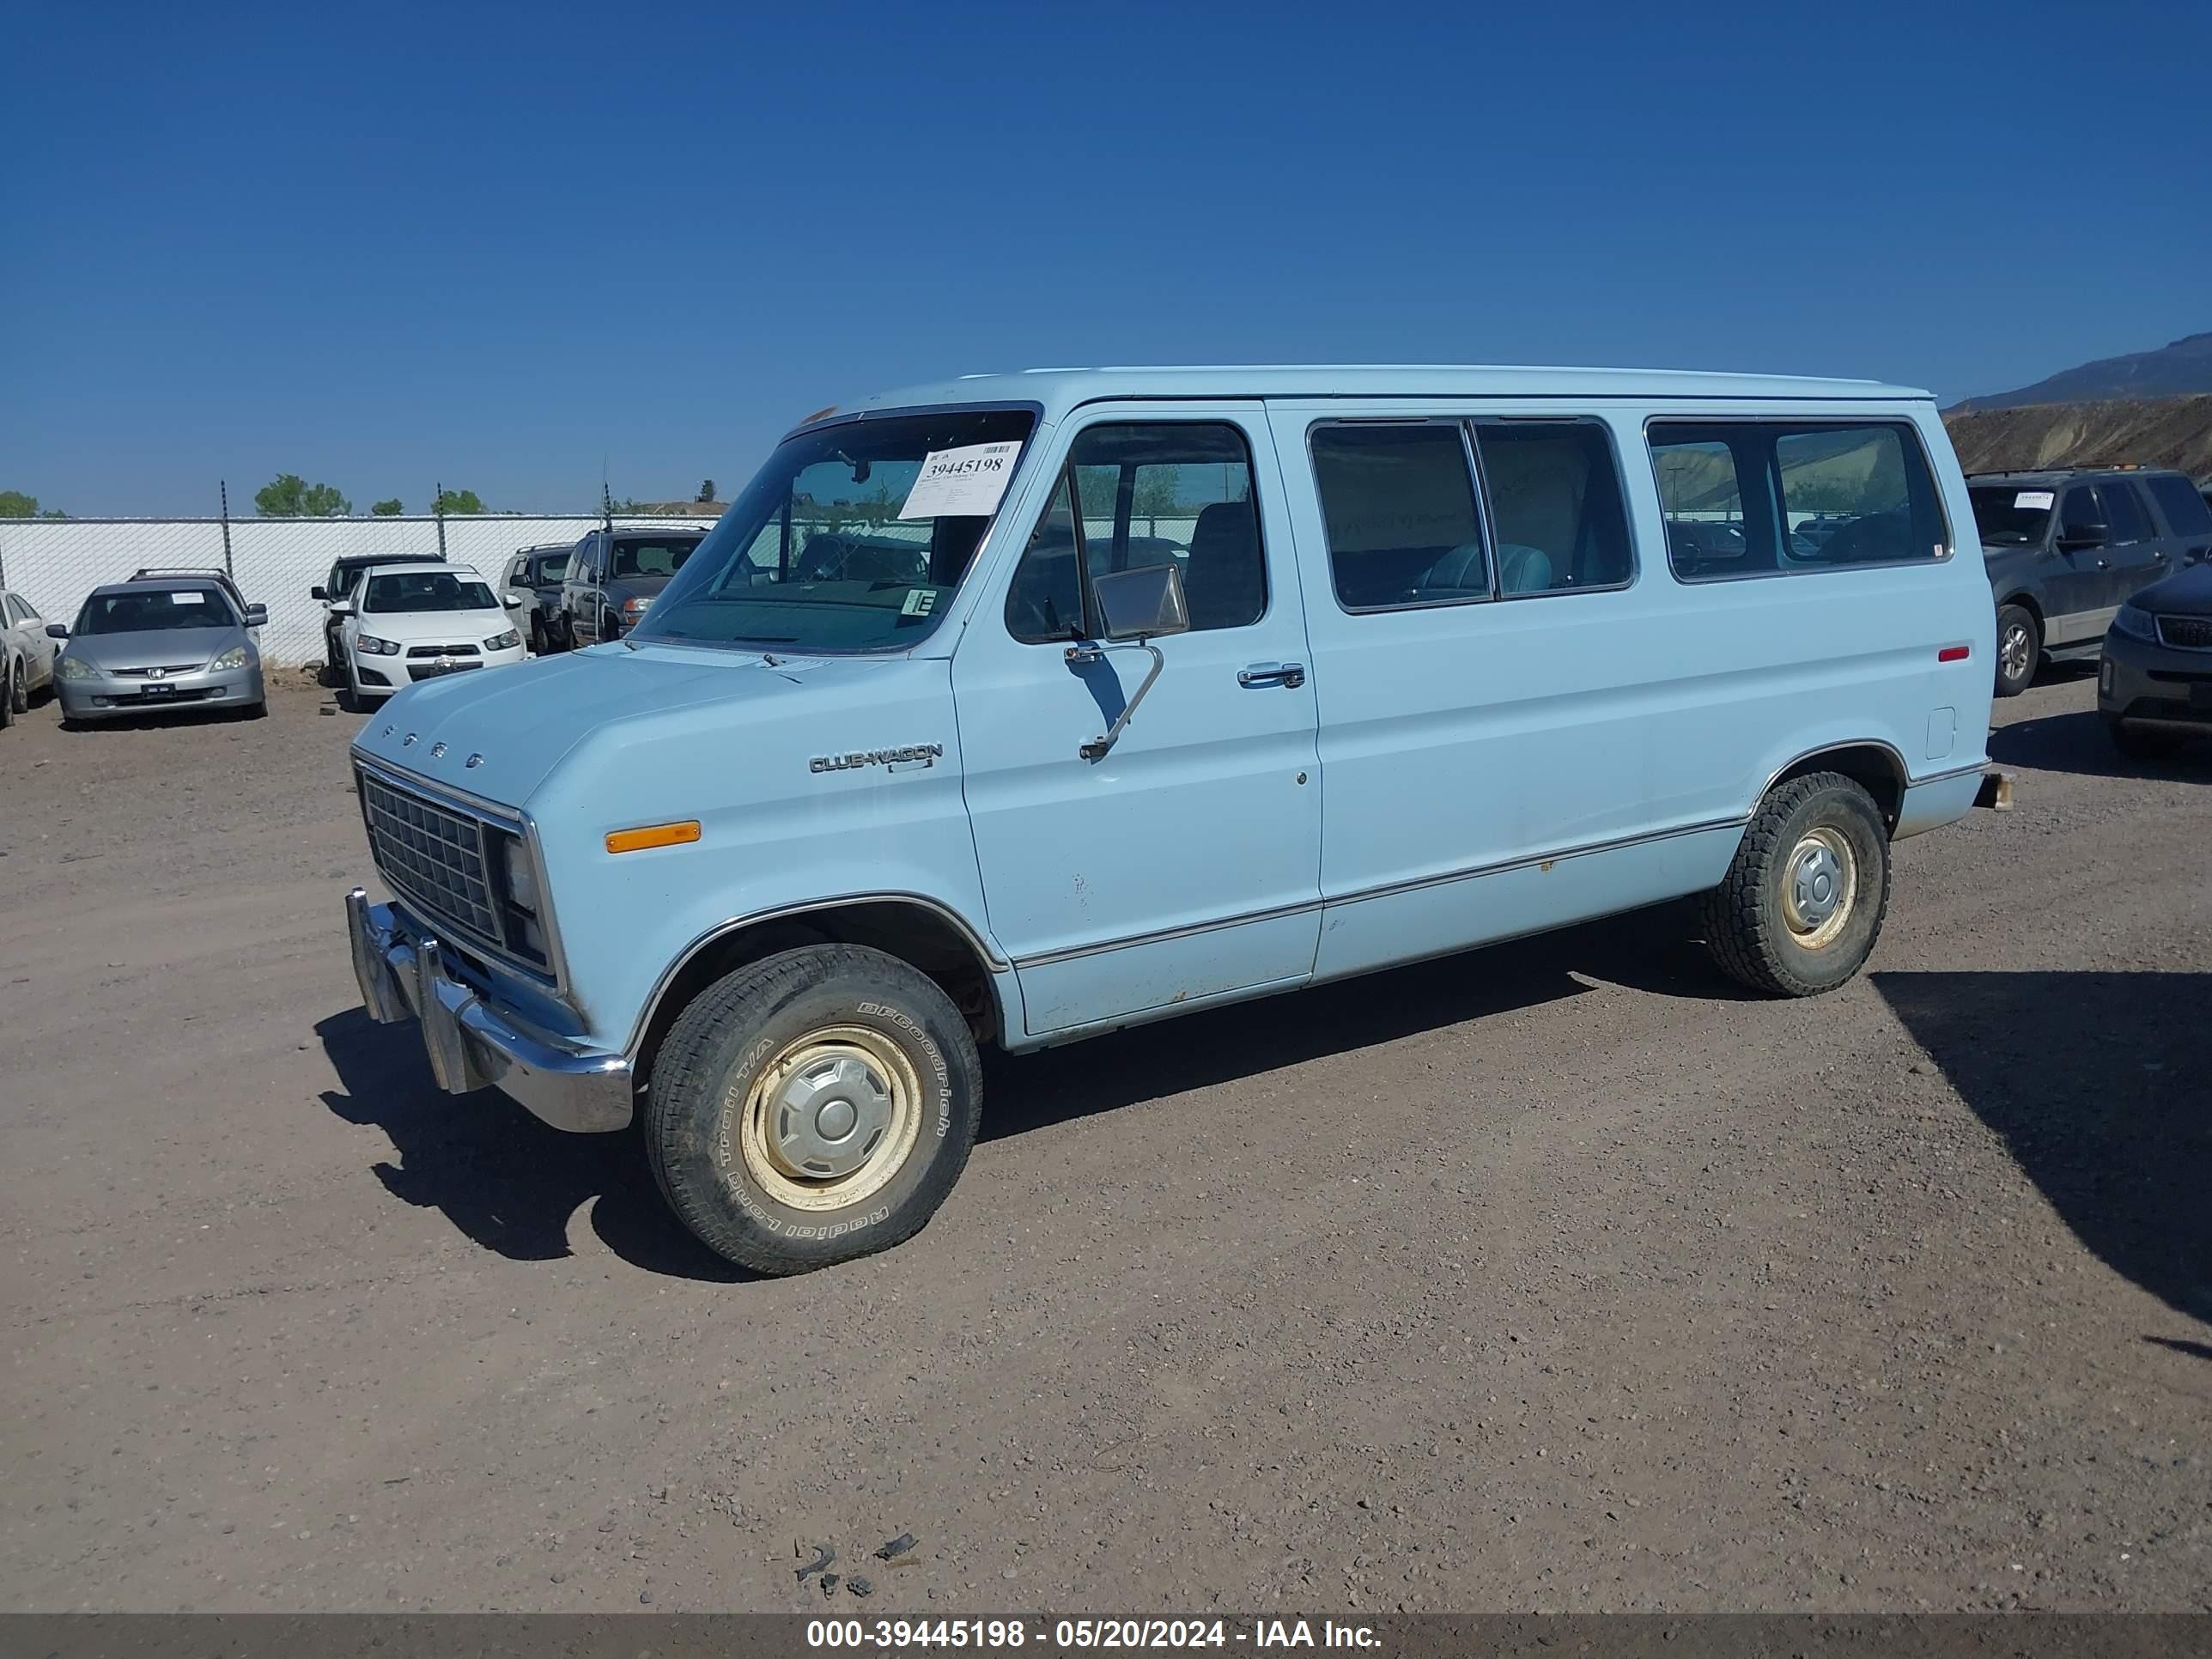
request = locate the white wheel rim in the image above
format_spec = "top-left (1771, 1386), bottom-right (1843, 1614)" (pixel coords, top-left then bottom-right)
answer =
top-left (1780, 826), bottom-right (1857, 951)
top-left (732, 1024), bottom-right (922, 1212)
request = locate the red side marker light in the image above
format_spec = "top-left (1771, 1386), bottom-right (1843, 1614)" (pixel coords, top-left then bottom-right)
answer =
top-left (1938, 645), bottom-right (1970, 662)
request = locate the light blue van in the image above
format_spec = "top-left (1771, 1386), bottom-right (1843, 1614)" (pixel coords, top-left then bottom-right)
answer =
top-left (344, 366), bottom-right (2003, 1273)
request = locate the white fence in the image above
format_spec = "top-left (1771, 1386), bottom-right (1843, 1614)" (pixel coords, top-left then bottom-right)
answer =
top-left (0, 516), bottom-right (714, 667)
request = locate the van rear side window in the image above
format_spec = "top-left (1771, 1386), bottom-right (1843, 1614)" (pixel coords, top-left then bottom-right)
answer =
top-left (1472, 420), bottom-right (1633, 594)
top-left (1650, 420), bottom-right (1949, 580)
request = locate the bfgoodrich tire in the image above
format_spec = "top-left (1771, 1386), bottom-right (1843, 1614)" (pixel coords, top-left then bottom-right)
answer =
top-left (645, 945), bottom-right (983, 1275)
top-left (1994, 604), bottom-right (2039, 699)
top-left (1700, 772), bottom-right (1892, 997)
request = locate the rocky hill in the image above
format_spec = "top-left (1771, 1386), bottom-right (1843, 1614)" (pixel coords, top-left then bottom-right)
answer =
top-left (1942, 395), bottom-right (2212, 480)
top-left (1949, 331), bottom-right (2212, 412)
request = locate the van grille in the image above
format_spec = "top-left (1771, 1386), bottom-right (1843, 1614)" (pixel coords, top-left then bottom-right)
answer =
top-left (2155, 615), bottom-right (2212, 650)
top-left (358, 771), bottom-right (501, 945)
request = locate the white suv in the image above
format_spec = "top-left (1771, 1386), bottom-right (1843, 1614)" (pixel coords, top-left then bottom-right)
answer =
top-left (332, 562), bottom-right (526, 707)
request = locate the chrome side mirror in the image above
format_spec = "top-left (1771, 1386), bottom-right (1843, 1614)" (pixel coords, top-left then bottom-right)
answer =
top-left (1066, 563), bottom-right (1190, 763)
top-left (1093, 562), bottom-right (1190, 642)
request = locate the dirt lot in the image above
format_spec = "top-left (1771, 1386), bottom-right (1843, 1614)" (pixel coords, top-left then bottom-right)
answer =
top-left (2, 672), bottom-right (2206, 1614)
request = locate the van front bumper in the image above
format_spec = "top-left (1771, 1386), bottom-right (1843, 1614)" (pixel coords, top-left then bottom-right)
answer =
top-left (344, 889), bottom-right (634, 1132)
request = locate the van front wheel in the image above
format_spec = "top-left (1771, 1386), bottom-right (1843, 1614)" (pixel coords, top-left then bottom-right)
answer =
top-left (645, 945), bottom-right (982, 1275)
top-left (1701, 772), bottom-right (1891, 997)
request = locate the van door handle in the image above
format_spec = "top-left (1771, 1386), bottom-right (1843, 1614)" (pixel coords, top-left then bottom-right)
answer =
top-left (1238, 661), bottom-right (1306, 690)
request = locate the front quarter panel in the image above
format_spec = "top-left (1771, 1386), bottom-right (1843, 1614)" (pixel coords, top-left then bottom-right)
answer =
top-left (526, 657), bottom-right (994, 1051)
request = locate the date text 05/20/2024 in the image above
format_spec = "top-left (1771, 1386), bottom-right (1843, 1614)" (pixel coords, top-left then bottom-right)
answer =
top-left (806, 1618), bottom-right (1380, 1650)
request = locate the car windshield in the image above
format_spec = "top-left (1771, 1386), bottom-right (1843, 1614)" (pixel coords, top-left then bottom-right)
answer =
top-left (611, 538), bottom-right (698, 579)
top-left (363, 572), bottom-right (499, 614)
top-left (76, 586), bottom-right (234, 633)
top-left (1970, 485), bottom-right (2054, 547)
top-left (630, 407), bottom-right (1038, 653)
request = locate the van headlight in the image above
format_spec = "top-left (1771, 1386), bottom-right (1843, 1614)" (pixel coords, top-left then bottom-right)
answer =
top-left (483, 629), bottom-right (520, 652)
top-left (2111, 604), bottom-right (2158, 642)
top-left (211, 644), bottom-right (252, 670)
top-left (504, 849), bottom-right (538, 915)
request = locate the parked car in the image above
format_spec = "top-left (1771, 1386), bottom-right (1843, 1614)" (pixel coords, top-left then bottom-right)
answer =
top-left (331, 561), bottom-right (526, 706)
top-left (556, 526), bottom-right (708, 647)
top-left (2099, 546), bottom-right (2212, 758)
top-left (342, 364), bottom-right (2002, 1276)
top-left (131, 565), bottom-right (249, 617)
top-left (312, 554), bottom-right (422, 682)
top-left (499, 542), bottom-right (574, 655)
top-left (1967, 467), bottom-right (2212, 697)
top-left (1, 587), bottom-right (60, 729)
top-left (50, 576), bottom-right (267, 723)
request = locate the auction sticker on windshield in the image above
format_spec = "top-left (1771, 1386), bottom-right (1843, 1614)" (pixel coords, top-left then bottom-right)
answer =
top-left (2014, 490), bottom-right (2055, 510)
top-left (899, 441), bottom-right (1021, 520)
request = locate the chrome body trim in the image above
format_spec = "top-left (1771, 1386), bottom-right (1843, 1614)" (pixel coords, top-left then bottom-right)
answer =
top-left (1011, 815), bottom-right (1750, 971)
top-left (1754, 738), bottom-right (1912, 811)
top-left (346, 890), bottom-right (632, 1133)
top-left (625, 891), bottom-right (1015, 1057)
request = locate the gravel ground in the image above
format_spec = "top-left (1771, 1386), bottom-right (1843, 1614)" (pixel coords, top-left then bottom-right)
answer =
top-left (1, 671), bottom-right (2206, 1613)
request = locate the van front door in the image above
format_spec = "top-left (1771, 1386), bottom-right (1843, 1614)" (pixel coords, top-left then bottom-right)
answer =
top-left (955, 407), bottom-right (1322, 1038)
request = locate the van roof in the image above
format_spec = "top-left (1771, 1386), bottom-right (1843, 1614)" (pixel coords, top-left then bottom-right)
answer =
top-left (820, 364), bottom-right (1930, 428)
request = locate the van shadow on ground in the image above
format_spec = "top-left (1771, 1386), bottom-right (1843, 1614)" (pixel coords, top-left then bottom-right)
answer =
top-left (1873, 970), bottom-right (2212, 1342)
top-left (317, 900), bottom-right (1740, 1282)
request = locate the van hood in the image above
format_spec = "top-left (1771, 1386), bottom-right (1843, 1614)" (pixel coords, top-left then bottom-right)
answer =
top-left (348, 642), bottom-right (888, 808)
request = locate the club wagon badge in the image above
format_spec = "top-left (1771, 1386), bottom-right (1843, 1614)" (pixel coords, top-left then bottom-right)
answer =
top-left (810, 742), bottom-right (945, 775)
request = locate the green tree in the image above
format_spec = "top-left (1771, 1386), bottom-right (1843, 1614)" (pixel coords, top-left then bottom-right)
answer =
top-left (0, 489), bottom-right (42, 518)
top-left (432, 487), bottom-right (486, 515)
top-left (256, 474), bottom-right (352, 517)
top-left (370, 497), bottom-right (404, 516)
top-left (1133, 469), bottom-right (1180, 522)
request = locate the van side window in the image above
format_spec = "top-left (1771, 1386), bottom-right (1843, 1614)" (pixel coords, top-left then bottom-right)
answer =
top-left (1471, 421), bottom-right (1632, 593)
top-left (2097, 480), bottom-right (2153, 544)
top-left (1006, 475), bottom-right (1083, 642)
top-left (1310, 424), bottom-right (1487, 611)
top-left (1005, 422), bottom-right (1265, 640)
top-left (2145, 473), bottom-right (2212, 538)
top-left (1652, 421), bottom-right (1947, 579)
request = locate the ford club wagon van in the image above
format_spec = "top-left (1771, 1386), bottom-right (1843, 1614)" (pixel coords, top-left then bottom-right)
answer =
top-left (343, 366), bottom-right (2004, 1274)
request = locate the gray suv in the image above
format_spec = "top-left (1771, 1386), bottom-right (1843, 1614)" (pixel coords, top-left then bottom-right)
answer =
top-left (556, 527), bottom-right (707, 648)
top-left (1969, 468), bottom-right (2212, 696)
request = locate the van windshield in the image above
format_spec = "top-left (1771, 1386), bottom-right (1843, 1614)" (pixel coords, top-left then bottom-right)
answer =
top-left (629, 408), bottom-right (1036, 653)
top-left (1969, 486), bottom-right (2053, 547)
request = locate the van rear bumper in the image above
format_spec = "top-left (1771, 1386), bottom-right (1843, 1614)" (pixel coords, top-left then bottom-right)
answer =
top-left (1893, 764), bottom-right (2002, 839)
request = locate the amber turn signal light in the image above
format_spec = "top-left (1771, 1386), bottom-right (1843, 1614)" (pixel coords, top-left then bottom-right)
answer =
top-left (605, 820), bottom-right (702, 854)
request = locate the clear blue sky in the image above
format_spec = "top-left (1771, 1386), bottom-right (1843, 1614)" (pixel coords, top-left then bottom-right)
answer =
top-left (7, 0), bottom-right (2207, 518)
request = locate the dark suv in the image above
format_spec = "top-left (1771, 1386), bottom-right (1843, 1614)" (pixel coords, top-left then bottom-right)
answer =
top-left (1969, 468), bottom-right (2212, 696)
top-left (556, 527), bottom-right (708, 647)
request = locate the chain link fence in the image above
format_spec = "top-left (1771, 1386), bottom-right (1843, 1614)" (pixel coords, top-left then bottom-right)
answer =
top-left (0, 514), bottom-right (714, 666)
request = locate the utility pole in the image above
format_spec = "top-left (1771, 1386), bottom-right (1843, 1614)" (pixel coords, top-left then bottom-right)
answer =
top-left (434, 481), bottom-right (447, 560)
top-left (219, 480), bottom-right (234, 578)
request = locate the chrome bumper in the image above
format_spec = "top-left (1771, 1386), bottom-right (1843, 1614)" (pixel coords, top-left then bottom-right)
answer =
top-left (344, 888), bottom-right (634, 1132)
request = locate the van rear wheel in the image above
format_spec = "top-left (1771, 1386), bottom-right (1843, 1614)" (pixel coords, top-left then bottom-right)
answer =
top-left (1701, 772), bottom-right (1891, 997)
top-left (644, 945), bottom-right (982, 1275)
